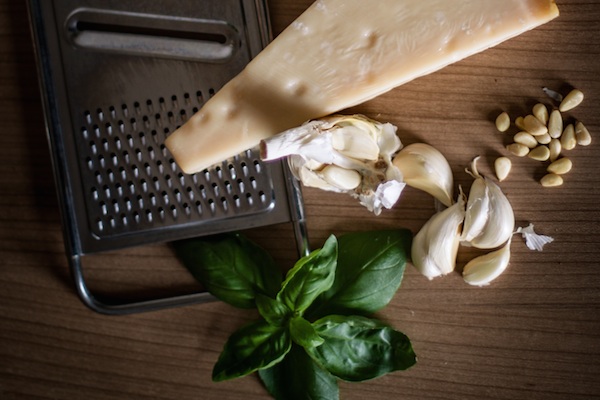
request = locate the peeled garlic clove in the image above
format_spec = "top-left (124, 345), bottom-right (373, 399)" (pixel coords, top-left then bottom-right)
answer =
top-left (462, 157), bottom-right (515, 249)
top-left (392, 143), bottom-right (454, 207)
top-left (463, 239), bottom-right (511, 287)
top-left (320, 164), bottom-right (362, 190)
top-left (411, 194), bottom-right (466, 280)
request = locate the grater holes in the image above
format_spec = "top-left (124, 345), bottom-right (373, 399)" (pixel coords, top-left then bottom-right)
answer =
top-left (81, 89), bottom-right (273, 236)
top-left (86, 156), bottom-right (94, 170)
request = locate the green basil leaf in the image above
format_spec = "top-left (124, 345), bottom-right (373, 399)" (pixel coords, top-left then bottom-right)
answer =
top-left (259, 344), bottom-right (339, 400)
top-left (256, 293), bottom-right (292, 327)
top-left (173, 233), bottom-right (282, 308)
top-left (277, 235), bottom-right (337, 314)
top-left (212, 320), bottom-right (291, 382)
top-left (308, 229), bottom-right (412, 319)
top-left (289, 316), bottom-right (324, 349)
top-left (307, 315), bottom-right (416, 382)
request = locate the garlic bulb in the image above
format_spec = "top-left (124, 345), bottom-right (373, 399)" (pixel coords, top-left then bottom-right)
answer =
top-left (461, 157), bottom-right (514, 249)
top-left (260, 114), bottom-right (405, 215)
top-left (462, 238), bottom-right (512, 286)
top-left (411, 193), bottom-right (466, 280)
top-left (392, 143), bottom-right (454, 207)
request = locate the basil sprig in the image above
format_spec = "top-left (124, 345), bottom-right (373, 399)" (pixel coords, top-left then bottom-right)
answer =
top-left (174, 229), bottom-right (416, 399)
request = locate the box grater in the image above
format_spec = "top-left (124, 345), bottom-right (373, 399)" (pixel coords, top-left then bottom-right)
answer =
top-left (28, 0), bottom-right (309, 315)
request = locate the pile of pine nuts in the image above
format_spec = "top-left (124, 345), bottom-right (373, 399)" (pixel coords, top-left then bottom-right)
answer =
top-left (494, 88), bottom-right (591, 187)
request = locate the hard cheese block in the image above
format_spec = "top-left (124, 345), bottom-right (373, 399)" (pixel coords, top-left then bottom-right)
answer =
top-left (166, 0), bottom-right (559, 174)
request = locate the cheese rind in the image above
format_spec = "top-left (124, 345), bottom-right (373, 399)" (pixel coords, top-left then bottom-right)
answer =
top-left (166, 0), bottom-right (559, 174)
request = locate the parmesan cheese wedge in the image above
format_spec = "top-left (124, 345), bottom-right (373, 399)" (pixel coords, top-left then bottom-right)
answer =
top-left (166, 0), bottom-right (559, 174)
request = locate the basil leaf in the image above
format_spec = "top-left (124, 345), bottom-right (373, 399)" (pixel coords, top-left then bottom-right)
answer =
top-left (277, 235), bottom-right (337, 314)
top-left (307, 315), bottom-right (416, 382)
top-left (289, 316), bottom-right (324, 349)
top-left (256, 293), bottom-right (292, 327)
top-left (308, 229), bottom-right (411, 319)
top-left (259, 344), bottom-right (339, 400)
top-left (212, 320), bottom-right (291, 382)
top-left (173, 233), bottom-right (282, 308)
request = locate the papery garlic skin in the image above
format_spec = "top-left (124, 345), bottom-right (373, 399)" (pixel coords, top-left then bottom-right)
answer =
top-left (260, 114), bottom-right (404, 215)
top-left (411, 194), bottom-right (466, 280)
top-left (463, 238), bottom-right (512, 286)
top-left (462, 157), bottom-right (515, 249)
top-left (516, 223), bottom-right (554, 251)
top-left (392, 143), bottom-right (454, 207)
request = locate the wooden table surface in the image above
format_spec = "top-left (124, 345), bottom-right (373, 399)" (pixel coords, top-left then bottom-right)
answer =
top-left (2, 1), bottom-right (599, 399)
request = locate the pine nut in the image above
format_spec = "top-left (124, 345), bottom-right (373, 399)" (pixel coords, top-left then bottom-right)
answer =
top-left (561, 124), bottom-right (577, 150)
top-left (559, 89), bottom-right (584, 112)
top-left (515, 116), bottom-right (526, 131)
top-left (514, 132), bottom-right (538, 148)
top-left (575, 121), bottom-right (592, 146)
top-left (533, 103), bottom-right (549, 125)
top-left (524, 114), bottom-right (548, 136)
top-left (495, 112), bottom-right (511, 132)
top-left (548, 109), bottom-right (563, 139)
top-left (507, 143), bottom-right (530, 157)
top-left (494, 157), bottom-right (512, 182)
top-left (540, 173), bottom-right (564, 187)
top-left (549, 138), bottom-right (562, 162)
top-left (528, 145), bottom-right (550, 162)
top-left (547, 157), bottom-right (573, 175)
top-left (536, 133), bottom-right (552, 145)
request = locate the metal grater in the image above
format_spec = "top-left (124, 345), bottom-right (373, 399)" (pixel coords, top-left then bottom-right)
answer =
top-left (28, 0), bottom-right (309, 314)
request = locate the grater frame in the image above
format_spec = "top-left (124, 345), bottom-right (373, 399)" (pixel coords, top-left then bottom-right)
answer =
top-left (28, 0), bottom-right (309, 315)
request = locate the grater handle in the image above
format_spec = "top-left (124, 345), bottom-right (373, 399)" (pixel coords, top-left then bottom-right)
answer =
top-left (69, 254), bottom-right (216, 315)
top-left (65, 8), bottom-right (239, 62)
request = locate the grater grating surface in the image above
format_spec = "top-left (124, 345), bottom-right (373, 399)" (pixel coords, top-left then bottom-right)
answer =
top-left (29, 0), bottom-right (309, 313)
top-left (79, 91), bottom-right (276, 240)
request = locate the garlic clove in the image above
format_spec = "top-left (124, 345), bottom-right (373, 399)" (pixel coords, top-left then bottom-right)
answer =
top-left (462, 157), bottom-right (515, 249)
top-left (392, 143), bottom-right (454, 207)
top-left (411, 193), bottom-right (466, 280)
top-left (331, 125), bottom-right (380, 160)
top-left (462, 239), bottom-right (511, 287)
top-left (461, 177), bottom-right (490, 243)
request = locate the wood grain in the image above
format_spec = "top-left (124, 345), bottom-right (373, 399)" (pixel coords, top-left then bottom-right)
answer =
top-left (1, 0), bottom-right (600, 399)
